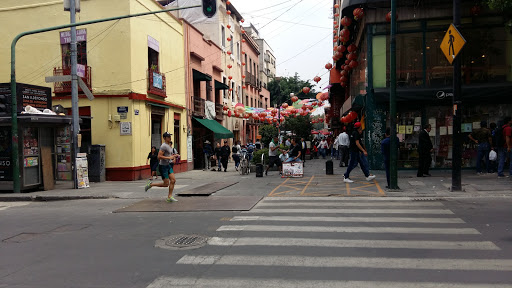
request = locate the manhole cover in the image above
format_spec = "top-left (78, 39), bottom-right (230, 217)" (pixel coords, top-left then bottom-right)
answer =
top-left (155, 234), bottom-right (208, 250)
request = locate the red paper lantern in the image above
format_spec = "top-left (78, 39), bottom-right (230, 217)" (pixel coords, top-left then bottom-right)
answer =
top-left (282, 103), bottom-right (289, 108)
top-left (227, 37), bottom-right (232, 41)
top-left (223, 105), bottom-right (229, 111)
top-left (227, 64), bottom-right (232, 69)
top-left (334, 35), bottom-right (339, 40)
top-left (241, 29), bottom-right (246, 34)
top-left (333, 21), bottom-right (337, 25)
top-left (340, 70), bottom-right (348, 77)
top-left (313, 76), bottom-right (321, 83)
top-left (252, 113), bottom-right (259, 120)
top-left (333, 45), bottom-right (338, 51)
top-left (353, 8), bottom-right (364, 20)
top-left (334, 4), bottom-right (339, 9)
top-left (340, 36), bottom-right (349, 43)
top-left (242, 85), bottom-right (246, 89)
top-left (340, 76), bottom-right (348, 82)
top-left (242, 62), bottom-right (246, 66)
top-left (349, 60), bottom-right (359, 68)
top-left (244, 114), bottom-right (250, 119)
top-left (334, 25), bottom-right (339, 29)
top-left (226, 0), bottom-right (231, 4)
top-left (227, 24), bottom-right (231, 29)
top-left (344, 60), bottom-right (350, 65)
top-left (226, 10), bottom-right (232, 15)
top-left (229, 88), bottom-right (233, 92)
top-left (347, 44), bottom-right (357, 53)
top-left (347, 53), bottom-right (358, 61)
top-left (337, 45), bottom-right (346, 53)
top-left (334, 13), bottom-right (340, 17)
top-left (333, 30), bottom-right (337, 34)
top-left (302, 87), bottom-right (311, 94)
top-left (241, 39), bottom-right (246, 43)
top-left (241, 51), bottom-right (245, 54)
top-left (241, 19), bottom-right (245, 23)
top-left (348, 111), bottom-right (358, 121)
top-left (344, 65), bottom-right (351, 71)
top-left (228, 76), bottom-right (233, 80)
top-left (228, 110), bottom-right (232, 117)
top-left (386, 11), bottom-right (398, 22)
top-left (242, 75), bottom-right (246, 79)
top-left (340, 17), bottom-right (352, 27)
top-left (260, 112), bottom-right (267, 117)
top-left (340, 28), bottom-right (350, 39)
top-left (325, 63), bottom-right (333, 70)
top-left (291, 96), bottom-right (298, 102)
top-left (273, 118), bottom-right (278, 123)
top-left (227, 51), bottom-right (232, 55)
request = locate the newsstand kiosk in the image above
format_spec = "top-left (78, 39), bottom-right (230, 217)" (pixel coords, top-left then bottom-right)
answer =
top-left (0, 83), bottom-right (74, 192)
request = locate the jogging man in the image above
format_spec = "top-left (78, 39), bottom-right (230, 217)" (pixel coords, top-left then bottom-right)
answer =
top-left (266, 135), bottom-right (283, 176)
top-left (145, 132), bottom-right (180, 202)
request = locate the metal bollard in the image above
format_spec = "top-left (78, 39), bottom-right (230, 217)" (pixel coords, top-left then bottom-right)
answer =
top-left (326, 159), bottom-right (333, 175)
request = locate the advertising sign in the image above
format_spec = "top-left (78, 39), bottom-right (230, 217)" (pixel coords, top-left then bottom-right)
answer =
top-left (0, 83), bottom-right (52, 114)
top-left (60, 29), bottom-right (87, 44)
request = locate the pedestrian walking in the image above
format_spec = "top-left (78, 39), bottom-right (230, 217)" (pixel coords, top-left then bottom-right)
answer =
top-left (232, 140), bottom-right (241, 171)
top-left (266, 135), bottom-right (283, 175)
top-left (146, 146), bottom-right (158, 180)
top-left (221, 140), bottom-right (231, 172)
top-left (203, 140), bottom-right (213, 170)
top-left (214, 142), bottom-right (222, 171)
top-left (332, 134), bottom-right (340, 160)
top-left (417, 124), bottom-right (433, 177)
top-left (497, 117), bottom-right (512, 178)
top-left (317, 138), bottom-right (328, 159)
top-left (343, 122), bottom-right (376, 183)
top-left (468, 121), bottom-right (492, 174)
top-left (381, 127), bottom-right (399, 188)
top-left (145, 132), bottom-right (180, 202)
top-left (489, 122), bottom-right (498, 173)
top-left (338, 128), bottom-right (350, 167)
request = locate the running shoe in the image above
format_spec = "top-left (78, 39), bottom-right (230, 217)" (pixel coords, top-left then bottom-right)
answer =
top-left (166, 196), bottom-right (178, 202)
top-left (366, 175), bottom-right (376, 181)
top-left (343, 176), bottom-right (354, 183)
top-left (144, 180), bottom-right (152, 192)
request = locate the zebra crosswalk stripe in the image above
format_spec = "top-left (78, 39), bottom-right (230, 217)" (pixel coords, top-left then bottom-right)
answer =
top-left (230, 215), bottom-right (466, 223)
top-left (245, 208), bottom-right (454, 214)
top-left (216, 225), bottom-right (480, 234)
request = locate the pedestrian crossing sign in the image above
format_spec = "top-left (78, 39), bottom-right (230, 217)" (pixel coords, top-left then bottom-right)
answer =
top-left (440, 24), bottom-right (466, 65)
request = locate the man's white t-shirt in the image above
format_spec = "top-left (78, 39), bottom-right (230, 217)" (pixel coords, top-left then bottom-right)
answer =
top-left (269, 141), bottom-right (278, 157)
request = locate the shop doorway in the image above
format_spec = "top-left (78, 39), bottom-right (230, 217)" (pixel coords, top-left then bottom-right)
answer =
top-left (151, 115), bottom-right (163, 150)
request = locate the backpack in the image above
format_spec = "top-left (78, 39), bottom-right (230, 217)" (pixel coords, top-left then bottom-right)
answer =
top-left (494, 127), bottom-right (505, 148)
top-left (232, 145), bottom-right (238, 153)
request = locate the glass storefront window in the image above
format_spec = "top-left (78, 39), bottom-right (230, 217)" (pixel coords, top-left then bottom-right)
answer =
top-left (350, 36), bottom-right (367, 98)
top-left (385, 32), bottom-right (424, 88)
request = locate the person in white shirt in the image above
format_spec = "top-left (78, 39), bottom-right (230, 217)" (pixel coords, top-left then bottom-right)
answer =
top-left (317, 138), bottom-right (328, 159)
top-left (266, 136), bottom-right (283, 176)
top-left (338, 128), bottom-right (350, 167)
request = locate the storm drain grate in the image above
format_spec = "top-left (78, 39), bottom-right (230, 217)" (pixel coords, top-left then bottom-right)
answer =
top-left (411, 197), bottom-right (443, 201)
top-left (155, 234), bottom-right (209, 250)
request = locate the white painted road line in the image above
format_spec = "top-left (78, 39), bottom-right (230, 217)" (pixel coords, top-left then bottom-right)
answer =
top-left (245, 208), bottom-right (454, 214)
top-left (263, 196), bottom-right (421, 201)
top-left (255, 201), bottom-right (445, 207)
top-left (177, 254), bottom-right (512, 271)
top-left (0, 202), bottom-right (31, 211)
top-left (230, 215), bottom-right (466, 223)
top-left (207, 237), bottom-right (500, 250)
top-left (216, 225), bottom-right (480, 234)
top-left (147, 277), bottom-right (512, 288)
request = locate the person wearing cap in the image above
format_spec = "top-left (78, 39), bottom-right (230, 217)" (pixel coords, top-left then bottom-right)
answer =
top-left (343, 122), bottom-right (376, 183)
top-left (145, 132), bottom-right (180, 202)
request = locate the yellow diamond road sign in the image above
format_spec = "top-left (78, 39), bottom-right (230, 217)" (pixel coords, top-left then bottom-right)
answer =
top-left (440, 24), bottom-right (466, 65)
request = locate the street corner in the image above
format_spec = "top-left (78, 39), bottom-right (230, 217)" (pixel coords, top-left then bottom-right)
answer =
top-left (267, 175), bottom-right (386, 197)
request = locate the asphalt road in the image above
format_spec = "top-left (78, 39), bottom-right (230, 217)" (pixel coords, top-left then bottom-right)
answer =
top-left (1, 196), bottom-right (512, 288)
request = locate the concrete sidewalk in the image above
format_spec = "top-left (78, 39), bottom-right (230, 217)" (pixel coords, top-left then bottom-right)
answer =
top-left (1, 156), bottom-right (511, 201)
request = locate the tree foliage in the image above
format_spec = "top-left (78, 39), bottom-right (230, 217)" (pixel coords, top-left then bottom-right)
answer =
top-left (485, 0), bottom-right (512, 11)
top-left (281, 115), bottom-right (313, 140)
top-left (258, 124), bottom-right (278, 147)
top-left (267, 74), bottom-right (318, 106)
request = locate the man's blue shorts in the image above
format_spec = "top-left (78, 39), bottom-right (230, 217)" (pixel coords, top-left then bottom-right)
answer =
top-left (159, 164), bottom-right (174, 179)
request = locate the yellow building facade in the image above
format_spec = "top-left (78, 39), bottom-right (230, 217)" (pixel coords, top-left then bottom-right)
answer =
top-left (0, 0), bottom-right (188, 181)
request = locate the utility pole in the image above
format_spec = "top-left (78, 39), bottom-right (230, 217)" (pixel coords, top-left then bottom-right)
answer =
top-left (451, 0), bottom-right (462, 191)
top-left (389, 0), bottom-right (399, 189)
top-left (70, 0), bottom-right (79, 189)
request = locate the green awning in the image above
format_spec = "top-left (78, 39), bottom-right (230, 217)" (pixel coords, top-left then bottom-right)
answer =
top-left (193, 69), bottom-right (212, 81)
top-left (215, 80), bottom-right (229, 90)
top-left (194, 117), bottom-right (234, 139)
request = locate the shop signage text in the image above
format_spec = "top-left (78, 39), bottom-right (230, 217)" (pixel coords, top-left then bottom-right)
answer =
top-left (60, 29), bottom-right (87, 44)
top-left (0, 83), bottom-right (52, 113)
top-left (436, 91), bottom-right (454, 99)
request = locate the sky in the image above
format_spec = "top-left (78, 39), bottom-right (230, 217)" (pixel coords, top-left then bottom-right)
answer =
top-left (231, 0), bottom-right (334, 89)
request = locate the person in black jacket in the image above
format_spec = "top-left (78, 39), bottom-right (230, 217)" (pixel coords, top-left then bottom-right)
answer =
top-left (417, 124), bottom-right (434, 177)
top-left (220, 140), bottom-right (231, 172)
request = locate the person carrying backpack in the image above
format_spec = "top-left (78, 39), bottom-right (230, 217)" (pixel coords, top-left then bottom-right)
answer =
top-left (232, 140), bottom-right (241, 171)
top-left (497, 117), bottom-right (512, 178)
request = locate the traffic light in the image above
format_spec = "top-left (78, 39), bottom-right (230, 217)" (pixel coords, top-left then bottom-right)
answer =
top-left (202, 0), bottom-right (217, 18)
top-left (0, 85), bottom-right (11, 117)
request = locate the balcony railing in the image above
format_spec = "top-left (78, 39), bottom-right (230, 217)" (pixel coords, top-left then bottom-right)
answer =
top-left (215, 103), bottom-right (224, 120)
top-left (192, 96), bottom-right (205, 117)
top-left (53, 66), bottom-right (92, 94)
top-left (245, 72), bottom-right (257, 87)
top-left (147, 68), bottom-right (166, 97)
